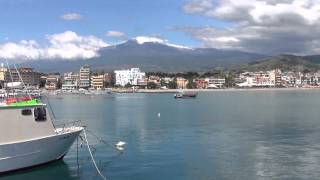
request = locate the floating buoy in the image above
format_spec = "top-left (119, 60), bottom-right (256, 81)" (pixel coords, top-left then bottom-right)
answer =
top-left (115, 141), bottom-right (126, 151)
top-left (116, 141), bottom-right (126, 147)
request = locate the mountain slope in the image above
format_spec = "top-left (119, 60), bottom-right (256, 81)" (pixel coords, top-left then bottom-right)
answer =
top-left (231, 54), bottom-right (320, 72)
top-left (19, 39), bottom-right (268, 72)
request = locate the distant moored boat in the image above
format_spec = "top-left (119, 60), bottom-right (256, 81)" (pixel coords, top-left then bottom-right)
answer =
top-left (174, 91), bottom-right (198, 99)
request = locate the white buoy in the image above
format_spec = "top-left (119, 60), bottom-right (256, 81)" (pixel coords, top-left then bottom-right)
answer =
top-left (157, 113), bottom-right (161, 117)
top-left (115, 141), bottom-right (126, 151)
top-left (116, 141), bottom-right (126, 147)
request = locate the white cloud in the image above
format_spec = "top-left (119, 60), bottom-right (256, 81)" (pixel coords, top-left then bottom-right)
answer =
top-left (0, 31), bottom-right (109, 60)
top-left (183, 0), bottom-right (213, 14)
top-left (133, 36), bottom-right (193, 50)
top-left (60, 13), bottom-right (82, 21)
top-left (182, 0), bottom-right (320, 55)
top-left (0, 40), bottom-right (42, 60)
top-left (106, 31), bottom-right (126, 38)
top-left (134, 36), bottom-right (165, 44)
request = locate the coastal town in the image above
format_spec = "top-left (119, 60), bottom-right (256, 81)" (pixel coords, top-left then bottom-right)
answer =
top-left (1, 64), bottom-right (320, 92)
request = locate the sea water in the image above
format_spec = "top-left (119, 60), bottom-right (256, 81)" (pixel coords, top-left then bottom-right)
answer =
top-left (3, 90), bottom-right (320, 180)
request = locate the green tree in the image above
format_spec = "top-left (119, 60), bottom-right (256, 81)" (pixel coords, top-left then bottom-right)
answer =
top-left (160, 79), bottom-right (166, 87)
top-left (125, 83), bottom-right (132, 88)
top-left (225, 73), bottom-right (235, 88)
top-left (147, 82), bottom-right (157, 89)
top-left (168, 79), bottom-right (177, 89)
top-left (105, 73), bottom-right (115, 88)
top-left (186, 78), bottom-right (196, 89)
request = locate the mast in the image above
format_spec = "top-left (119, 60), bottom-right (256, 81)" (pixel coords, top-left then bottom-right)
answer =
top-left (14, 64), bottom-right (32, 99)
top-left (5, 59), bottom-right (16, 98)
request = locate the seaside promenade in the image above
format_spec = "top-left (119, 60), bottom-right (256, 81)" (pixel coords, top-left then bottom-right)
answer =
top-left (111, 87), bottom-right (320, 93)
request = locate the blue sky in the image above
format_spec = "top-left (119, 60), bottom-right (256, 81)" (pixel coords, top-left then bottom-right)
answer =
top-left (0, 0), bottom-right (318, 59)
top-left (0, 0), bottom-right (227, 46)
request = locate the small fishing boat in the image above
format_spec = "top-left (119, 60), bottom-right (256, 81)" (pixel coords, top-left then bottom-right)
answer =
top-left (0, 95), bottom-right (83, 173)
top-left (0, 62), bottom-right (83, 173)
top-left (174, 91), bottom-right (198, 99)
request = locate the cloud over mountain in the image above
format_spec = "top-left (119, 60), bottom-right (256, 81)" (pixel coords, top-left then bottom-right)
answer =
top-left (0, 31), bottom-right (109, 60)
top-left (182, 0), bottom-right (320, 55)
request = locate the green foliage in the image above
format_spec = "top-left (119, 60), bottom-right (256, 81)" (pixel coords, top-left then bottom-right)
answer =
top-left (168, 79), bottom-right (177, 89)
top-left (186, 78), bottom-right (196, 89)
top-left (225, 73), bottom-right (235, 88)
top-left (104, 80), bottom-right (114, 88)
top-left (160, 79), bottom-right (166, 87)
top-left (124, 83), bottom-right (132, 88)
top-left (234, 55), bottom-right (320, 72)
top-left (147, 82), bottom-right (158, 89)
top-left (200, 70), bottom-right (225, 78)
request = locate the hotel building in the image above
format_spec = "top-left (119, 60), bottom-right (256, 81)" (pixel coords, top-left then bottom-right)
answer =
top-left (90, 75), bottom-right (105, 90)
top-left (114, 68), bottom-right (146, 87)
top-left (79, 65), bottom-right (91, 89)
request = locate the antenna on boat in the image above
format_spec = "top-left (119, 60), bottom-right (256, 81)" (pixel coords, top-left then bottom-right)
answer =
top-left (5, 59), bottom-right (16, 99)
top-left (13, 64), bottom-right (32, 99)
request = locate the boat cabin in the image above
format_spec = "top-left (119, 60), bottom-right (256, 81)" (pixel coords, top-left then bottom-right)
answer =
top-left (0, 98), bottom-right (56, 144)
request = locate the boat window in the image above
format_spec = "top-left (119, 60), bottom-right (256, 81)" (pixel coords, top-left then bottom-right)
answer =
top-left (34, 107), bottom-right (47, 122)
top-left (21, 109), bottom-right (32, 116)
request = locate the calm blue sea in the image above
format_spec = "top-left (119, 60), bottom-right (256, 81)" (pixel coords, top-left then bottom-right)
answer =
top-left (3, 90), bottom-right (320, 180)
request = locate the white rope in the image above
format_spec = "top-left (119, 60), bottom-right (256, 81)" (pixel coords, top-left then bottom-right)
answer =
top-left (83, 128), bottom-right (107, 180)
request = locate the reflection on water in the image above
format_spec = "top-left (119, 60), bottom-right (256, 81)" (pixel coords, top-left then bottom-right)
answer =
top-left (0, 161), bottom-right (75, 180)
top-left (3, 90), bottom-right (320, 180)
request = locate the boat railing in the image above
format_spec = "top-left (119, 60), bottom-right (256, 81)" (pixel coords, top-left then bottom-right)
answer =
top-left (54, 120), bottom-right (85, 133)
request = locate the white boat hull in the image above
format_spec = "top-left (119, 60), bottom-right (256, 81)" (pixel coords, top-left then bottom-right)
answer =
top-left (0, 127), bottom-right (83, 173)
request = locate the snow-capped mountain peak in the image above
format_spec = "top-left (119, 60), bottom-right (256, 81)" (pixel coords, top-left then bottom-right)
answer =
top-left (135, 36), bottom-right (165, 44)
top-left (132, 36), bottom-right (193, 50)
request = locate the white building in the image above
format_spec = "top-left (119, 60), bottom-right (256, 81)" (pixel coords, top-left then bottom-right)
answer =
top-left (114, 68), bottom-right (146, 86)
top-left (90, 75), bottom-right (105, 90)
top-left (237, 77), bottom-right (257, 87)
top-left (79, 65), bottom-right (90, 89)
top-left (205, 78), bottom-right (226, 88)
top-left (62, 72), bottom-right (79, 90)
top-left (237, 70), bottom-right (282, 88)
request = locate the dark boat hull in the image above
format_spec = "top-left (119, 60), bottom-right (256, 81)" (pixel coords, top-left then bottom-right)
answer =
top-left (174, 92), bottom-right (197, 99)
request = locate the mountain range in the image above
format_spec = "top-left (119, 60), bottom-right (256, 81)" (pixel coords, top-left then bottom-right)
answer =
top-left (231, 54), bottom-right (320, 72)
top-left (16, 38), bottom-right (268, 73)
top-left (11, 37), bottom-right (320, 73)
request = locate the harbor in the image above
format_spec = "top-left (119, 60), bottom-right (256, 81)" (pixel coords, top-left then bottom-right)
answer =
top-left (1, 0), bottom-right (320, 179)
top-left (2, 91), bottom-right (320, 180)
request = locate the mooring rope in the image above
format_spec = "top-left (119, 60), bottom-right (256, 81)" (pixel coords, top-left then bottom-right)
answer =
top-left (83, 128), bottom-right (108, 180)
top-left (85, 129), bottom-right (120, 151)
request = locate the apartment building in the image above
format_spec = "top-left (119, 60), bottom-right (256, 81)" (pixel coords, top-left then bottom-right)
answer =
top-left (114, 68), bottom-right (146, 86)
top-left (1, 67), bottom-right (41, 88)
top-left (79, 65), bottom-right (91, 89)
top-left (62, 72), bottom-right (79, 90)
top-left (91, 75), bottom-right (105, 90)
top-left (205, 78), bottom-right (226, 88)
top-left (45, 75), bottom-right (60, 90)
top-left (176, 77), bottom-right (188, 89)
